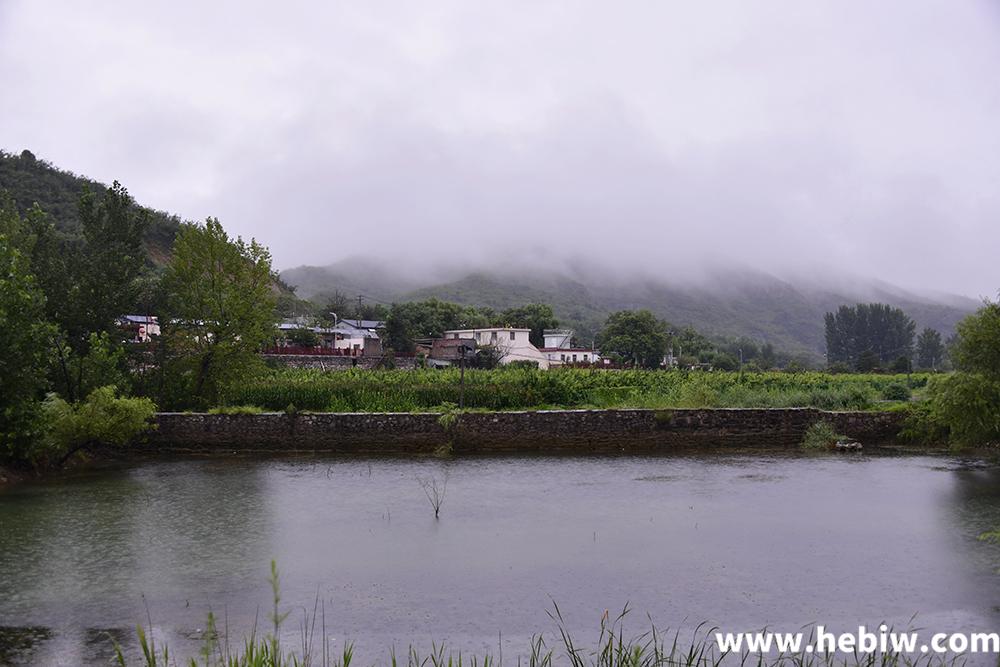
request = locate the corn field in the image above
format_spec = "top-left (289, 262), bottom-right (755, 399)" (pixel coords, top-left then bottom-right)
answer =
top-left (220, 368), bottom-right (930, 413)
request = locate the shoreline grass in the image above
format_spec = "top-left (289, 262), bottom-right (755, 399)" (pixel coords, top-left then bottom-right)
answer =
top-left (110, 562), bottom-right (977, 667)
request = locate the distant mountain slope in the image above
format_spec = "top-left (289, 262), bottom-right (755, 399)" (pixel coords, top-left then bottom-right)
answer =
top-left (0, 149), bottom-right (181, 265)
top-left (282, 258), bottom-right (979, 362)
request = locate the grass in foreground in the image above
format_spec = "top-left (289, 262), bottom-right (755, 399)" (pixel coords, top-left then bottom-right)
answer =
top-left (113, 563), bottom-right (974, 667)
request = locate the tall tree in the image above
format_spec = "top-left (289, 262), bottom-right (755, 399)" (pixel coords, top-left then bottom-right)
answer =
top-left (161, 218), bottom-right (277, 408)
top-left (73, 182), bottom-right (149, 341)
top-left (495, 303), bottom-right (558, 347)
top-left (925, 295), bottom-right (1000, 446)
top-left (13, 183), bottom-right (149, 400)
top-left (596, 310), bottom-right (669, 368)
top-left (0, 202), bottom-right (55, 461)
top-left (824, 303), bottom-right (915, 370)
top-left (915, 327), bottom-right (945, 370)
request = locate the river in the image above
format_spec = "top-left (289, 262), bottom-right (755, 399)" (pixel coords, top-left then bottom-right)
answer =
top-left (1, 452), bottom-right (998, 665)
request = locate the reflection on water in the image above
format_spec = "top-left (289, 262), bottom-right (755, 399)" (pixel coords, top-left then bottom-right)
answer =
top-left (0, 453), bottom-right (998, 665)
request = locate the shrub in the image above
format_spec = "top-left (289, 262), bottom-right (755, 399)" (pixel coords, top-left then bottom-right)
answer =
top-left (801, 421), bottom-right (846, 450)
top-left (40, 386), bottom-right (156, 463)
top-left (881, 382), bottom-right (912, 402)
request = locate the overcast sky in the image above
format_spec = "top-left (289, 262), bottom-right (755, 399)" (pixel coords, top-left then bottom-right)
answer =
top-left (2, 1), bottom-right (998, 296)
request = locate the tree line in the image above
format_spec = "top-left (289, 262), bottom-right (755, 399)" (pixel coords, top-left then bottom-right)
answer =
top-left (824, 303), bottom-right (948, 372)
top-left (0, 186), bottom-right (278, 465)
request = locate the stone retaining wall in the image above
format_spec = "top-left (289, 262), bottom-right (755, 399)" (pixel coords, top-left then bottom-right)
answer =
top-left (143, 408), bottom-right (905, 455)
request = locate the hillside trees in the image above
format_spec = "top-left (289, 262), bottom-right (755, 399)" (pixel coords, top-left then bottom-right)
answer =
top-left (824, 303), bottom-right (916, 370)
top-left (160, 218), bottom-right (277, 408)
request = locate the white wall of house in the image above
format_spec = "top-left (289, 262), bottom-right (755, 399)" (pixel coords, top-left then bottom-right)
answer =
top-left (443, 327), bottom-right (549, 369)
top-left (542, 348), bottom-right (600, 366)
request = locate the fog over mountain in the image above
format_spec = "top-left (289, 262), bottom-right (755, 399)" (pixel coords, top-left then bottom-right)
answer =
top-left (2, 1), bottom-right (999, 298)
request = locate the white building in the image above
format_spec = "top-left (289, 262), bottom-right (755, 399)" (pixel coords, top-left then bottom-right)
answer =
top-left (540, 347), bottom-right (600, 366)
top-left (329, 321), bottom-right (381, 352)
top-left (442, 327), bottom-right (549, 369)
top-left (539, 329), bottom-right (601, 366)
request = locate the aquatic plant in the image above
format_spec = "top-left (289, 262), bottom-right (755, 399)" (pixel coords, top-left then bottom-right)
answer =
top-left (112, 578), bottom-right (975, 667)
top-left (800, 422), bottom-right (848, 450)
top-left (418, 473), bottom-right (449, 519)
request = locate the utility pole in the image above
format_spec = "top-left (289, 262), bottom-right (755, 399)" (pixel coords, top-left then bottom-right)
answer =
top-left (459, 345), bottom-right (466, 409)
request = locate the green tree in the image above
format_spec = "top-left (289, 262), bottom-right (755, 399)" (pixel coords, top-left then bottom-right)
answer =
top-left (824, 303), bottom-right (915, 370)
top-left (286, 327), bottom-right (320, 347)
top-left (495, 303), bottom-right (559, 347)
top-left (161, 218), bottom-right (277, 409)
top-left (759, 342), bottom-right (776, 370)
top-left (924, 295), bottom-right (1000, 446)
top-left (11, 183), bottom-right (149, 401)
top-left (950, 298), bottom-right (1000, 376)
top-left (0, 202), bottom-right (55, 461)
top-left (384, 299), bottom-right (490, 352)
top-left (915, 327), bottom-right (945, 370)
top-left (595, 310), bottom-right (668, 368)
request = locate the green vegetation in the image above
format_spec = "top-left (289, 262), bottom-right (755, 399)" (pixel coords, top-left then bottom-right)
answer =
top-left (0, 149), bottom-right (180, 265)
top-left (222, 368), bottom-right (925, 413)
top-left (915, 328), bottom-right (946, 371)
top-left (595, 310), bottom-right (669, 369)
top-left (0, 200), bottom-right (54, 461)
top-left (824, 303), bottom-right (916, 371)
top-left (881, 382), bottom-right (912, 402)
top-left (208, 405), bottom-right (266, 415)
top-left (801, 422), bottom-right (847, 450)
top-left (38, 386), bottom-right (155, 464)
top-left (159, 219), bottom-right (278, 409)
top-left (111, 562), bottom-right (967, 667)
top-left (911, 296), bottom-right (1000, 448)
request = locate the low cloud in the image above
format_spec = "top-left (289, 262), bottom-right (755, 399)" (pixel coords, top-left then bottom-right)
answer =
top-left (2, 0), bottom-right (998, 296)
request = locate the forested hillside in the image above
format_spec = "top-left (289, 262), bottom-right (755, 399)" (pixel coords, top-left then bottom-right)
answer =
top-left (0, 149), bottom-right (180, 265)
top-left (284, 260), bottom-right (979, 363)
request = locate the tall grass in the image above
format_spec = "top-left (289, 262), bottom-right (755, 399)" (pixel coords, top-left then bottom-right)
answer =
top-left (114, 564), bottom-right (970, 667)
top-left (220, 369), bottom-right (927, 413)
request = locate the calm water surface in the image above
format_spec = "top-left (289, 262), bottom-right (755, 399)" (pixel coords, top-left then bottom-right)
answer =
top-left (0, 452), bottom-right (998, 664)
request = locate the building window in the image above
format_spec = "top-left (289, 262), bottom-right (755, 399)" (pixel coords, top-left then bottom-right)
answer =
top-left (509, 331), bottom-right (516, 341)
top-left (561, 354), bottom-right (566, 361)
top-left (572, 354), bottom-right (577, 362)
top-left (491, 331), bottom-right (497, 343)
top-left (584, 354), bottom-right (589, 361)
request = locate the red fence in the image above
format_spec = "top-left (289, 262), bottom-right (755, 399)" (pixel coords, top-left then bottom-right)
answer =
top-left (263, 346), bottom-right (361, 356)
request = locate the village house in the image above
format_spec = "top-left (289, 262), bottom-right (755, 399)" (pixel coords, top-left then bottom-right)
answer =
top-left (117, 315), bottom-right (160, 343)
top-left (274, 319), bottom-right (384, 355)
top-left (442, 327), bottom-right (549, 369)
top-left (539, 328), bottom-right (600, 366)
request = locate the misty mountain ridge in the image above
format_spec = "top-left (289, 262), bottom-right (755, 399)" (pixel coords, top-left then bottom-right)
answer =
top-left (282, 257), bottom-right (979, 362)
